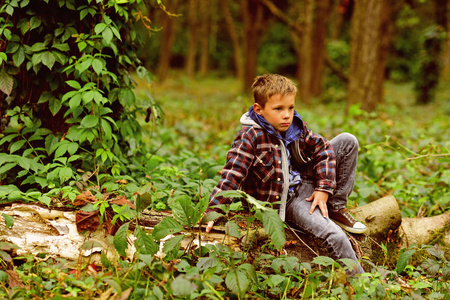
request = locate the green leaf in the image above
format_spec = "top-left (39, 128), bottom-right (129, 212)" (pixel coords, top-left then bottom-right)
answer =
top-left (52, 43), bottom-right (70, 52)
top-left (41, 51), bottom-right (56, 69)
top-left (66, 80), bottom-right (81, 89)
top-left (0, 133), bottom-right (19, 146)
top-left (259, 208), bottom-right (285, 250)
top-left (29, 16), bottom-right (41, 30)
top-left (67, 142), bottom-right (78, 155)
top-left (39, 195), bottom-right (51, 206)
top-left (113, 222), bottom-right (129, 257)
top-left (92, 59), bottom-right (103, 75)
top-left (396, 249), bottom-right (416, 274)
top-left (197, 256), bottom-right (219, 271)
top-left (102, 27), bottom-right (113, 45)
top-left (17, 156), bottom-right (31, 170)
top-left (101, 119), bottom-right (112, 140)
top-left (312, 256), bottom-right (336, 267)
top-left (225, 269), bottom-right (248, 297)
top-left (30, 42), bottom-right (47, 52)
top-left (0, 69), bottom-right (14, 96)
top-left (94, 23), bottom-right (107, 34)
top-left (118, 88), bottom-right (135, 107)
top-left (1, 213), bottom-right (14, 229)
top-left (134, 226), bottom-right (158, 255)
top-left (225, 221), bottom-right (241, 238)
top-left (171, 275), bottom-right (196, 297)
top-left (0, 163), bottom-right (17, 174)
top-left (104, 278), bottom-right (122, 294)
top-left (162, 234), bottom-right (184, 254)
top-left (59, 167), bottom-right (73, 182)
top-left (10, 139), bottom-right (26, 154)
top-left (202, 211), bottom-right (222, 223)
top-left (49, 97), bottom-right (62, 116)
top-left (80, 115), bottom-right (99, 128)
top-left (12, 46), bottom-right (25, 66)
top-left (152, 217), bottom-right (184, 240)
top-left (170, 195), bottom-right (196, 228)
top-left (69, 93), bottom-right (82, 109)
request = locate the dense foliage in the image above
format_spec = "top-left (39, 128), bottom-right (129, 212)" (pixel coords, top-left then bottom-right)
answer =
top-left (0, 0), bottom-right (158, 205)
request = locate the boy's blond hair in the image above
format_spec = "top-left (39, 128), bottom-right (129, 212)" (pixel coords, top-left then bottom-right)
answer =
top-left (251, 74), bottom-right (297, 107)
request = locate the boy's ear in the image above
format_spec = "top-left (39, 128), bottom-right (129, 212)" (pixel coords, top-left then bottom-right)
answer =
top-left (253, 103), bottom-right (263, 115)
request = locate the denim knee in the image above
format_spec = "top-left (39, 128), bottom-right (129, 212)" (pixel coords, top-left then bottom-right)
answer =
top-left (336, 132), bottom-right (359, 149)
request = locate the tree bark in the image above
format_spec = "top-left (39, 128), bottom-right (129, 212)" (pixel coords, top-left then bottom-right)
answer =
top-left (219, 0), bottom-right (244, 80)
top-left (157, 0), bottom-right (181, 83)
top-left (310, 0), bottom-right (333, 97)
top-left (242, 0), bottom-right (264, 92)
top-left (440, 0), bottom-right (450, 79)
top-left (185, 0), bottom-right (199, 78)
top-left (198, 0), bottom-right (211, 77)
top-left (347, 0), bottom-right (390, 112)
top-left (350, 195), bottom-right (402, 239)
top-left (298, 0), bottom-right (315, 104)
top-left (399, 213), bottom-right (450, 249)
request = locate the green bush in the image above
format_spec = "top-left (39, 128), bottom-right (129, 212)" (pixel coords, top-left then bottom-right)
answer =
top-left (0, 0), bottom-right (159, 205)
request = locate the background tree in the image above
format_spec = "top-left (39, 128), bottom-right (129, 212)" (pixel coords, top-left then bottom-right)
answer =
top-left (347, 0), bottom-right (390, 111)
top-left (156, 0), bottom-right (181, 83)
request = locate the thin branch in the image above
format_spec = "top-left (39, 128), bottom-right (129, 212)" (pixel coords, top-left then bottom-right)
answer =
top-left (286, 223), bottom-right (319, 257)
top-left (258, 0), bottom-right (302, 34)
top-left (405, 153), bottom-right (450, 161)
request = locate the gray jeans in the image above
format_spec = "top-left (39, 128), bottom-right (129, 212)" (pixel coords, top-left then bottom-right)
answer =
top-left (286, 133), bottom-right (364, 274)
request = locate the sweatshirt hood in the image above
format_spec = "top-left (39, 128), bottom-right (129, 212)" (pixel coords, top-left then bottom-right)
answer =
top-left (241, 106), bottom-right (304, 145)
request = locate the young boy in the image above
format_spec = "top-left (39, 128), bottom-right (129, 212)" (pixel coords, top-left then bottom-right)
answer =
top-left (205, 74), bottom-right (366, 274)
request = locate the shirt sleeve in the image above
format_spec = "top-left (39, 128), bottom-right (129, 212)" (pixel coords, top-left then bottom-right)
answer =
top-left (208, 127), bottom-right (256, 210)
top-left (302, 125), bottom-right (336, 194)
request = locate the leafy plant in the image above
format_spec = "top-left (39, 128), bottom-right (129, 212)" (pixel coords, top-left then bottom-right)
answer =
top-left (0, 0), bottom-right (158, 205)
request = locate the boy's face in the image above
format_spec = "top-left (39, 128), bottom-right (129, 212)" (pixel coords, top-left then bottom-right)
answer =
top-left (254, 93), bottom-right (295, 134)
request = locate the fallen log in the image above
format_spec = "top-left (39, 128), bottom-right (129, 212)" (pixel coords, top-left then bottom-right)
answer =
top-left (1, 196), bottom-right (448, 265)
top-left (399, 212), bottom-right (450, 249)
top-left (350, 195), bottom-right (402, 239)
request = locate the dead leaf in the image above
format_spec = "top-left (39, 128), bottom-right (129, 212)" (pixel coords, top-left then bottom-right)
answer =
top-left (110, 195), bottom-right (135, 209)
top-left (114, 287), bottom-right (132, 300)
top-left (6, 270), bottom-right (25, 288)
top-left (75, 211), bottom-right (100, 232)
top-left (98, 287), bottom-right (114, 300)
top-left (73, 191), bottom-right (97, 206)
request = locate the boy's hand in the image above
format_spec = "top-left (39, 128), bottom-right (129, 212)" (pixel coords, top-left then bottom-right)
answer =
top-left (205, 221), bottom-right (215, 233)
top-left (306, 191), bottom-right (329, 218)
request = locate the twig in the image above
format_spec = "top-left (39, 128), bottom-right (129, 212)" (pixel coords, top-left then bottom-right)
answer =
top-left (405, 153), bottom-right (450, 161)
top-left (286, 224), bottom-right (319, 257)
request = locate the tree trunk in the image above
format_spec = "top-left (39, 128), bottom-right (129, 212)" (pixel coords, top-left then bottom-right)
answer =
top-left (185, 0), bottom-right (199, 78)
top-left (347, 0), bottom-right (389, 112)
top-left (242, 0), bottom-right (264, 92)
top-left (310, 0), bottom-right (333, 97)
top-left (329, 0), bottom-right (345, 40)
top-left (219, 0), bottom-right (244, 80)
top-left (298, 0), bottom-right (315, 104)
top-left (198, 0), bottom-right (211, 77)
top-left (157, 0), bottom-right (181, 83)
top-left (442, 0), bottom-right (450, 79)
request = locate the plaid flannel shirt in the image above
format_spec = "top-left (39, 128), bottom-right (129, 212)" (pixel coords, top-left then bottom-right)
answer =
top-left (208, 117), bottom-right (336, 211)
